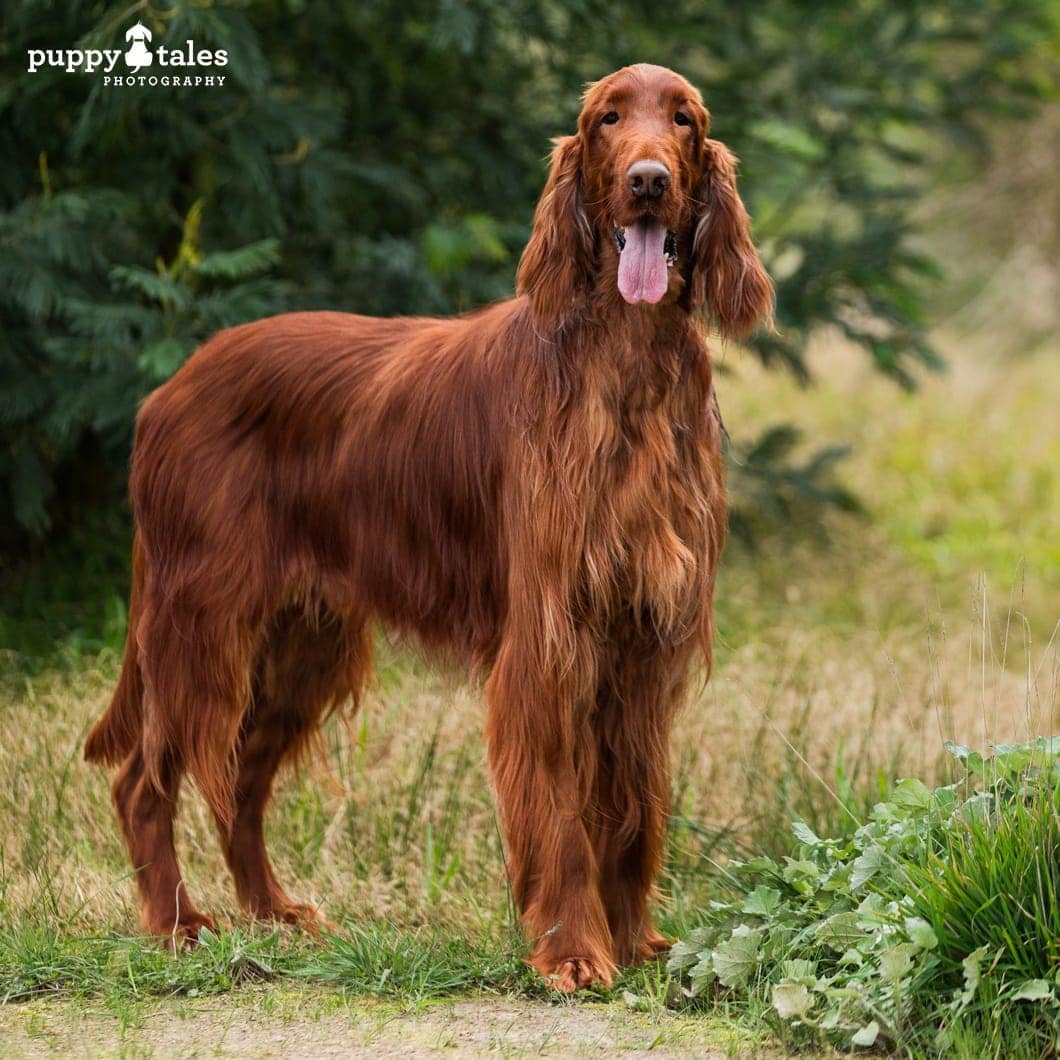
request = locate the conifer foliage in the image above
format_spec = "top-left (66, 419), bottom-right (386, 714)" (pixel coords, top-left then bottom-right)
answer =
top-left (1, 1), bottom-right (1055, 546)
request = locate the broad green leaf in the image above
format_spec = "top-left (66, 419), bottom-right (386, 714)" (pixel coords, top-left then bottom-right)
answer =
top-left (791, 820), bottom-right (823, 847)
top-left (1034, 736), bottom-right (1060, 754)
top-left (945, 741), bottom-right (987, 777)
top-left (782, 858), bottom-right (821, 885)
top-left (839, 948), bottom-right (864, 968)
top-left (742, 885), bottom-right (782, 917)
top-left (666, 939), bottom-right (701, 973)
top-left (772, 981), bottom-right (815, 1019)
top-left (990, 740), bottom-right (1032, 766)
top-left (958, 945), bottom-right (991, 1007)
top-left (821, 1007), bottom-right (842, 1030)
top-left (852, 1021), bottom-right (880, 1048)
top-left (814, 912), bottom-right (864, 951)
top-left (711, 925), bottom-right (762, 988)
top-left (683, 927), bottom-right (715, 950)
top-left (904, 917), bottom-right (938, 951)
top-left (850, 845), bottom-right (884, 890)
top-left (739, 856), bottom-right (780, 876)
top-left (879, 942), bottom-right (919, 981)
top-left (891, 777), bottom-right (933, 812)
top-left (856, 892), bottom-right (887, 917)
top-left (622, 989), bottom-right (648, 1011)
top-left (1011, 979), bottom-right (1054, 1002)
top-left (689, 954), bottom-right (716, 996)
top-left (670, 927), bottom-right (722, 975)
top-left (958, 791), bottom-right (994, 823)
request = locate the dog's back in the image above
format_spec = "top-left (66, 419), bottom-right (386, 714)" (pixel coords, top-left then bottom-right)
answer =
top-left (134, 310), bottom-right (509, 652)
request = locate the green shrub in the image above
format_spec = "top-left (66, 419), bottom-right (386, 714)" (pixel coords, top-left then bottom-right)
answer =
top-left (668, 738), bottom-right (1060, 1058)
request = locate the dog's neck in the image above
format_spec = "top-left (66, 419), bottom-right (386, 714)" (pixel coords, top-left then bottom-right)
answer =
top-left (553, 294), bottom-right (701, 422)
top-left (585, 286), bottom-right (698, 359)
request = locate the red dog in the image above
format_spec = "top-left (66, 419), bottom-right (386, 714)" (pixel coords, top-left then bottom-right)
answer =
top-left (86, 63), bottom-right (771, 991)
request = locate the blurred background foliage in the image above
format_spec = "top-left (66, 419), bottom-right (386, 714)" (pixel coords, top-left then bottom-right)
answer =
top-left (1, 0), bottom-right (1058, 651)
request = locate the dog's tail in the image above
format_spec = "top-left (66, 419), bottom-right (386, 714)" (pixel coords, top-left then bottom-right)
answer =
top-left (85, 532), bottom-right (146, 765)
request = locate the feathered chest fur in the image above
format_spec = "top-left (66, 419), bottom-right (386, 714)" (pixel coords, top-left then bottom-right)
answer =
top-left (515, 336), bottom-right (726, 644)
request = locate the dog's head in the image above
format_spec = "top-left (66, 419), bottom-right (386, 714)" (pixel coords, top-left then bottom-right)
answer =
top-left (517, 63), bottom-right (773, 337)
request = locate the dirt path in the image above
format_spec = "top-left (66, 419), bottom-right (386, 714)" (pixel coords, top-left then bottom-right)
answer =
top-left (1, 989), bottom-right (773, 1058)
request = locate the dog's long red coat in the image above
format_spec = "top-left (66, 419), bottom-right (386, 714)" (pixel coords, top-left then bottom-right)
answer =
top-left (85, 63), bottom-right (772, 991)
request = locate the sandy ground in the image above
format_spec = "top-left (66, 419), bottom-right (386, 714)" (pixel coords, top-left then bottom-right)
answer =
top-left (0, 990), bottom-right (779, 1058)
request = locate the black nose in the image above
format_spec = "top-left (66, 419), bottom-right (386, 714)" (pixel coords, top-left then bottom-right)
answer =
top-left (626, 160), bottom-right (670, 200)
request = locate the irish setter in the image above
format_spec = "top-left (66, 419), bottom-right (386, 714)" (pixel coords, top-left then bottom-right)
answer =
top-left (85, 63), bottom-right (771, 991)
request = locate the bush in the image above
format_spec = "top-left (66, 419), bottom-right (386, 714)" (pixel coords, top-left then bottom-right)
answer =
top-left (668, 738), bottom-right (1060, 1058)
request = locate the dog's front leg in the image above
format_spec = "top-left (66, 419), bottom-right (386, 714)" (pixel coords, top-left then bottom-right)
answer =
top-left (484, 627), bottom-right (615, 992)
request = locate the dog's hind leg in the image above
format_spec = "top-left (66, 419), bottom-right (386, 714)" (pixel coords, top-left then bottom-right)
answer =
top-left (92, 538), bottom-right (217, 946)
top-left (112, 742), bottom-right (218, 948)
top-left (114, 583), bottom-right (260, 946)
top-left (212, 606), bottom-right (369, 930)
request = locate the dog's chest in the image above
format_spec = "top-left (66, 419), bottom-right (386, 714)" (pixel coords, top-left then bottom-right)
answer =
top-left (581, 388), bottom-right (718, 634)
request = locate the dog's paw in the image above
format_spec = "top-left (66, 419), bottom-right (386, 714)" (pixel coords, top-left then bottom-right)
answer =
top-left (633, 930), bottom-right (673, 964)
top-left (533, 954), bottom-right (614, 993)
top-left (156, 912), bottom-right (220, 952)
top-left (273, 902), bottom-right (336, 935)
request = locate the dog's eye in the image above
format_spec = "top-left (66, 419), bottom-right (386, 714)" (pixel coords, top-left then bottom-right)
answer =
top-left (674, 111), bottom-right (691, 127)
top-left (601, 111), bottom-right (620, 125)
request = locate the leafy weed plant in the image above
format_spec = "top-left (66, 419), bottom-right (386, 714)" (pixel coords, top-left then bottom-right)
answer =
top-left (668, 738), bottom-right (1060, 1058)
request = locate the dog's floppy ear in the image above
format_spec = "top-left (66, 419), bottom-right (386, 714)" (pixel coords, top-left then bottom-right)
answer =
top-left (690, 139), bottom-right (773, 339)
top-left (517, 135), bottom-right (594, 331)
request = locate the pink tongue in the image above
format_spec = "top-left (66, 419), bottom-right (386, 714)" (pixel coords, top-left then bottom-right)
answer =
top-left (617, 219), bottom-right (669, 304)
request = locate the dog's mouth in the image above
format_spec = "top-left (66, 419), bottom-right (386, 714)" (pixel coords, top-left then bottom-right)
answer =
top-left (612, 220), bottom-right (678, 305)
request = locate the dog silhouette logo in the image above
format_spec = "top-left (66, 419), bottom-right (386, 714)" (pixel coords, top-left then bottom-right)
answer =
top-left (124, 22), bottom-right (153, 71)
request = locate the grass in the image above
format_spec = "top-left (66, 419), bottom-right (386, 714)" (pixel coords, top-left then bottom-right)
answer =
top-left (0, 921), bottom-right (531, 1006)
